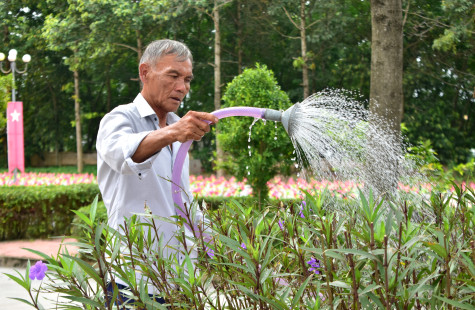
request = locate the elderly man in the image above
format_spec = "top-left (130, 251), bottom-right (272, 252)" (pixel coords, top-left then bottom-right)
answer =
top-left (96, 39), bottom-right (218, 305)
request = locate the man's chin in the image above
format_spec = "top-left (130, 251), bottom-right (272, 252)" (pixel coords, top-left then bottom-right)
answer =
top-left (165, 101), bottom-right (181, 112)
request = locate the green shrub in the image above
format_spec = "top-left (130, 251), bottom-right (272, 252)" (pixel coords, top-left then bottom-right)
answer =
top-left (70, 199), bottom-right (107, 238)
top-left (0, 184), bottom-right (100, 240)
top-left (219, 64), bottom-right (294, 203)
top-left (69, 196), bottom-right (300, 241)
top-left (7, 185), bottom-right (474, 309)
top-left (195, 196), bottom-right (299, 210)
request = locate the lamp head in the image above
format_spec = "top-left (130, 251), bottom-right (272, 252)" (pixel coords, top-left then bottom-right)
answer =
top-left (0, 53), bottom-right (5, 61)
top-left (8, 49), bottom-right (17, 62)
top-left (22, 54), bottom-right (31, 63)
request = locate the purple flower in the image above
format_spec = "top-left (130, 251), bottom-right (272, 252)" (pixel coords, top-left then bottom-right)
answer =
top-left (299, 201), bottom-right (306, 218)
top-left (306, 257), bottom-right (321, 275)
top-left (278, 219), bottom-right (285, 230)
top-left (205, 246), bottom-right (214, 258)
top-left (29, 261), bottom-right (48, 280)
top-left (241, 243), bottom-right (247, 250)
top-left (319, 292), bottom-right (325, 301)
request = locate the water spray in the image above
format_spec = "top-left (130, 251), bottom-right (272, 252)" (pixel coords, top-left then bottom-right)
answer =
top-left (172, 90), bottom-right (424, 224)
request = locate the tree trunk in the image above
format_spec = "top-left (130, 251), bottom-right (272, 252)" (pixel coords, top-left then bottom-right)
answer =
top-left (300, 0), bottom-right (309, 99)
top-left (73, 69), bottom-right (83, 173)
top-left (237, 0), bottom-right (243, 74)
top-left (137, 30), bottom-right (143, 89)
top-left (369, 0), bottom-right (403, 196)
top-left (214, 0), bottom-right (225, 178)
top-left (136, 29), bottom-right (143, 63)
top-left (370, 0), bottom-right (403, 135)
top-left (106, 67), bottom-right (111, 112)
top-left (47, 82), bottom-right (60, 165)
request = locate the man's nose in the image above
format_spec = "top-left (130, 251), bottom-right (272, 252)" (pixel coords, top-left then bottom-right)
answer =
top-left (175, 78), bottom-right (188, 93)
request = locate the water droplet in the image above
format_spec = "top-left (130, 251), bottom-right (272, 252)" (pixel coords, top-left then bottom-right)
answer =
top-left (249, 151), bottom-right (251, 156)
top-left (248, 145), bottom-right (251, 149)
top-left (274, 136), bottom-right (277, 140)
top-left (247, 171), bottom-right (250, 175)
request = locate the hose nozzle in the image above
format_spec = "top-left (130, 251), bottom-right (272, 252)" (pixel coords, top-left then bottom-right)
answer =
top-left (263, 104), bottom-right (298, 134)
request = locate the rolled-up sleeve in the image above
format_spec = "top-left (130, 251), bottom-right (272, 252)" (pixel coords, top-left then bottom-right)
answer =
top-left (97, 109), bottom-right (159, 179)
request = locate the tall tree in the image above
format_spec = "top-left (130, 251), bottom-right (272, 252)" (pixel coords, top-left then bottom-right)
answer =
top-left (369, 0), bottom-right (404, 196)
top-left (282, 0), bottom-right (318, 99)
top-left (41, 0), bottom-right (94, 172)
top-left (370, 0), bottom-right (404, 135)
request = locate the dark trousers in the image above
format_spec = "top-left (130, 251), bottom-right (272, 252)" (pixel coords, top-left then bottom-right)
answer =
top-left (106, 282), bottom-right (167, 308)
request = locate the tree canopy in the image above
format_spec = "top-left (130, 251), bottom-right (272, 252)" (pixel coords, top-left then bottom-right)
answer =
top-left (0, 0), bottom-right (473, 169)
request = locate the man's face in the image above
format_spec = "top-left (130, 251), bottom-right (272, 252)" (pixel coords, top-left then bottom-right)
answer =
top-left (140, 54), bottom-right (193, 115)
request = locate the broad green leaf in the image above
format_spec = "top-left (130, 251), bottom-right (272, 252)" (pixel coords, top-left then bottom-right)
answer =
top-left (63, 295), bottom-right (102, 307)
top-left (291, 274), bottom-right (313, 309)
top-left (329, 280), bottom-right (351, 289)
top-left (434, 295), bottom-right (475, 310)
top-left (423, 242), bottom-right (447, 259)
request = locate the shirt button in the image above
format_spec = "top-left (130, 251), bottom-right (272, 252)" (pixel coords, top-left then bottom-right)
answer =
top-left (138, 173), bottom-right (142, 176)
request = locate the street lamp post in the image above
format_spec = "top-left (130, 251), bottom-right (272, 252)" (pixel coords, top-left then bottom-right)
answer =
top-left (0, 49), bottom-right (31, 102)
top-left (0, 49), bottom-right (31, 180)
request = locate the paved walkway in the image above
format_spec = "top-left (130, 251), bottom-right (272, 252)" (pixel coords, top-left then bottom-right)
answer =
top-left (0, 238), bottom-right (79, 309)
top-left (0, 238), bottom-right (79, 268)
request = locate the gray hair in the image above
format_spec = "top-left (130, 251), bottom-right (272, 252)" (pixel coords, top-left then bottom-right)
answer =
top-left (140, 39), bottom-right (193, 66)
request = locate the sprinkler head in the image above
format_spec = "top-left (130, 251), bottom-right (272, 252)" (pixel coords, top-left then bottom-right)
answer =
top-left (263, 104), bottom-right (298, 134)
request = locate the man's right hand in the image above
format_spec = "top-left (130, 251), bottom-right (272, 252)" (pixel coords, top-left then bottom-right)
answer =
top-left (132, 111), bottom-right (219, 163)
top-left (169, 111), bottom-right (219, 142)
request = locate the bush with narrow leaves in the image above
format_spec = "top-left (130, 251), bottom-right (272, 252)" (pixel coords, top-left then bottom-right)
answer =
top-left (5, 183), bottom-right (475, 309)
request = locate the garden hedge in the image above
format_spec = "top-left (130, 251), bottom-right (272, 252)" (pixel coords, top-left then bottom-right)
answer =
top-left (1, 183), bottom-right (300, 241)
top-left (0, 184), bottom-right (100, 240)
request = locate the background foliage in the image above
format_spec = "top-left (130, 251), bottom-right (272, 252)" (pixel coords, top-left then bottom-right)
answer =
top-left (0, 183), bottom-right (100, 240)
top-left (0, 0), bottom-right (473, 171)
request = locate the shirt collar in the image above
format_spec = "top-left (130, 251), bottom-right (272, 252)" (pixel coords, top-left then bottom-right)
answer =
top-left (133, 93), bottom-right (181, 125)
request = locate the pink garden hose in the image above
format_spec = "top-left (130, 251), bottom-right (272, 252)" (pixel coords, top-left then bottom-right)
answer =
top-left (170, 104), bottom-right (297, 236)
top-left (171, 107), bottom-right (266, 219)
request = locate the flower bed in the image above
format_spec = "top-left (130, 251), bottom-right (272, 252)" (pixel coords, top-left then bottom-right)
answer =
top-left (0, 172), bottom-right (96, 186)
top-left (1, 172), bottom-right (473, 199)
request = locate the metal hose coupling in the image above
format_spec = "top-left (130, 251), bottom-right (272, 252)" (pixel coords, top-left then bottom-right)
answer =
top-left (263, 103), bottom-right (299, 134)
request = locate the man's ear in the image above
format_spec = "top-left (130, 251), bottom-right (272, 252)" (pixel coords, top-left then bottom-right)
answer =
top-left (139, 63), bottom-right (150, 83)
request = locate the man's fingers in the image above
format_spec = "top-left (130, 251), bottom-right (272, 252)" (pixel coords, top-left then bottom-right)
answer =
top-left (191, 111), bottom-right (219, 125)
top-left (173, 111), bottom-right (219, 142)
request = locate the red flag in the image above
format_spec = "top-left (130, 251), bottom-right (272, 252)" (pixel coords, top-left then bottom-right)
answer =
top-left (7, 101), bottom-right (25, 173)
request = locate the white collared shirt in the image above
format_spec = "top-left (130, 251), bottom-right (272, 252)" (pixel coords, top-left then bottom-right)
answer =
top-left (97, 93), bottom-right (199, 263)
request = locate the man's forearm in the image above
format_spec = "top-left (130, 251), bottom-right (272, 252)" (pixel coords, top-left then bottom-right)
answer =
top-left (131, 127), bottom-right (176, 163)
